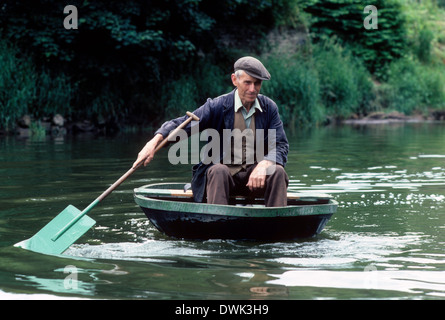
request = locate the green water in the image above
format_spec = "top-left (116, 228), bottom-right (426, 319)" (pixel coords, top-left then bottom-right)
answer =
top-left (1, 123), bottom-right (444, 300)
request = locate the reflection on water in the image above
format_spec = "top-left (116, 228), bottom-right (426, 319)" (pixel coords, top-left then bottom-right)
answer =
top-left (1, 123), bottom-right (445, 299)
top-left (268, 270), bottom-right (445, 298)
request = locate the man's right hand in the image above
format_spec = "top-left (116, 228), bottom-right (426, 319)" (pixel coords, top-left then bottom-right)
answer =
top-left (132, 133), bottom-right (164, 169)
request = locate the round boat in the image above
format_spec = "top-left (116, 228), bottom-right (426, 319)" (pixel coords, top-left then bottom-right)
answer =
top-left (134, 183), bottom-right (338, 241)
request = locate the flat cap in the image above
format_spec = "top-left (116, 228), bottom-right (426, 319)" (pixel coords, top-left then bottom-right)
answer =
top-left (234, 56), bottom-right (271, 81)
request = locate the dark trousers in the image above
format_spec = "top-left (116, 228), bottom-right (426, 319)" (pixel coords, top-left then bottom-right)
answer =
top-left (206, 163), bottom-right (289, 207)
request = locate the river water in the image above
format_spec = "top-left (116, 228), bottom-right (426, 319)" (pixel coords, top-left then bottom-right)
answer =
top-left (1, 122), bottom-right (444, 300)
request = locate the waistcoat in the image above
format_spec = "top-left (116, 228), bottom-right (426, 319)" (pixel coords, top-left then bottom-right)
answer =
top-left (227, 110), bottom-right (256, 176)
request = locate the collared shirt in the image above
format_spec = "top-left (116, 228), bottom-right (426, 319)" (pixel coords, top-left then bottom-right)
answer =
top-left (234, 89), bottom-right (262, 128)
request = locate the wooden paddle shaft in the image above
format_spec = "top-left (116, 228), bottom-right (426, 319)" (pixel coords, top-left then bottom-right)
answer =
top-left (97, 111), bottom-right (199, 202)
top-left (52, 112), bottom-right (200, 242)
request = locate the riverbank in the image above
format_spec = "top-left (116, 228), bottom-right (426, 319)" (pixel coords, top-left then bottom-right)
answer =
top-left (342, 110), bottom-right (445, 125)
top-left (3, 109), bottom-right (445, 139)
top-left (2, 1), bottom-right (445, 135)
top-left (1, 113), bottom-right (124, 138)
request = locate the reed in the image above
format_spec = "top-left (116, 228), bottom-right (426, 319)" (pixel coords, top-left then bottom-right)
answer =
top-left (0, 38), bottom-right (74, 132)
top-left (0, 39), bottom-right (34, 131)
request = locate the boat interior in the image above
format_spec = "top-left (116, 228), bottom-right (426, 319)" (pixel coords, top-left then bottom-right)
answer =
top-left (134, 183), bottom-right (332, 206)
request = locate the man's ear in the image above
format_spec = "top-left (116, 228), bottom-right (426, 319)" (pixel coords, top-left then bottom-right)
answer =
top-left (231, 73), bottom-right (238, 87)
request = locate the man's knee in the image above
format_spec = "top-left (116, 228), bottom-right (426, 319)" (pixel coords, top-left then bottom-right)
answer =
top-left (268, 165), bottom-right (289, 184)
top-left (207, 164), bottom-right (231, 179)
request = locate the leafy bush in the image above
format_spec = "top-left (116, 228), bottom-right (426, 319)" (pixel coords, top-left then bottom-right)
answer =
top-left (262, 52), bottom-right (323, 128)
top-left (162, 75), bottom-right (199, 118)
top-left (382, 58), bottom-right (445, 114)
top-left (305, 0), bottom-right (407, 79)
top-left (415, 27), bottom-right (434, 63)
top-left (1, 0), bottom-right (443, 130)
top-left (262, 39), bottom-right (375, 127)
top-left (313, 41), bottom-right (375, 118)
top-left (159, 61), bottom-right (230, 119)
top-left (0, 0), bottom-right (298, 123)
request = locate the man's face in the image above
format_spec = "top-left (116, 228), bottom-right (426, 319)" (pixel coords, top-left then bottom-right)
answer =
top-left (231, 72), bottom-right (262, 108)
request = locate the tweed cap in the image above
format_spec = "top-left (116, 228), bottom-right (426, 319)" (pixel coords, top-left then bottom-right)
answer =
top-left (234, 56), bottom-right (271, 81)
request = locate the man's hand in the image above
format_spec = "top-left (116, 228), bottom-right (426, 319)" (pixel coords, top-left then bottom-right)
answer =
top-left (132, 134), bottom-right (163, 169)
top-left (246, 160), bottom-right (274, 191)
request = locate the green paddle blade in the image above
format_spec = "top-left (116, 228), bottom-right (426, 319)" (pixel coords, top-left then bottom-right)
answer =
top-left (15, 205), bottom-right (96, 255)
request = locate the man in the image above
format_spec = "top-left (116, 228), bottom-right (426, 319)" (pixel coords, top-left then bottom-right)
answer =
top-left (133, 56), bottom-right (289, 207)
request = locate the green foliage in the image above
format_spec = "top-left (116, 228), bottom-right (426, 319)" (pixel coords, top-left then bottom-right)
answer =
top-left (415, 27), bottom-right (434, 63)
top-left (0, 0), bottom-right (289, 81)
top-left (32, 70), bottom-right (75, 119)
top-left (194, 62), bottom-right (232, 102)
top-left (382, 58), bottom-right (445, 114)
top-left (305, 0), bottom-right (407, 79)
top-left (263, 39), bottom-right (375, 128)
top-left (162, 75), bottom-right (199, 117)
top-left (402, 1), bottom-right (439, 64)
top-left (0, 0), bottom-right (296, 127)
top-left (0, 39), bottom-right (34, 130)
top-left (269, 0), bottom-right (312, 27)
top-left (29, 120), bottom-right (47, 139)
top-left (1, 1), bottom-right (213, 77)
top-left (1, 0), bottom-right (444, 131)
top-left (161, 61), bottom-right (230, 117)
top-left (263, 52), bottom-right (323, 127)
top-left (313, 41), bottom-right (375, 118)
top-left (0, 38), bottom-right (74, 131)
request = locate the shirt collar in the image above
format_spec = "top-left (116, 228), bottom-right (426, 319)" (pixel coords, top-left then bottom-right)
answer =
top-left (234, 89), bottom-right (262, 114)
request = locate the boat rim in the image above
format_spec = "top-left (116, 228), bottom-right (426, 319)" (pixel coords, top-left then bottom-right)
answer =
top-left (134, 183), bottom-right (338, 218)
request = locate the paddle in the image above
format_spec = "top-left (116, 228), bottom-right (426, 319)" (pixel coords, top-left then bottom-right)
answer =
top-left (15, 111), bottom-right (200, 255)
